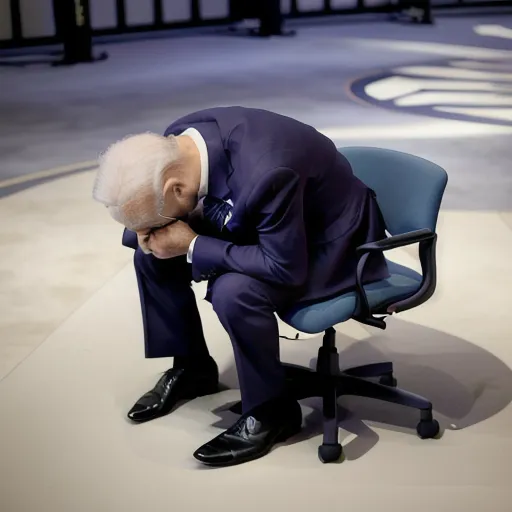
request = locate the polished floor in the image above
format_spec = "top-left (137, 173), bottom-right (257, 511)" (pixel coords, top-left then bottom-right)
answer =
top-left (1, 13), bottom-right (512, 512)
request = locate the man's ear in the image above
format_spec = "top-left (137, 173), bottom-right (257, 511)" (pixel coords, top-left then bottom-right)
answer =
top-left (162, 176), bottom-right (180, 202)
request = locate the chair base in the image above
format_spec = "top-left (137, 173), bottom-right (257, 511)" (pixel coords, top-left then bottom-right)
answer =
top-left (229, 327), bottom-right (440, 463)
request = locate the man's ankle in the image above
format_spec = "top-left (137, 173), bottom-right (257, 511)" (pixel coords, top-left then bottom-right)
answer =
top-left (173, 355), bottom-right (216, 371)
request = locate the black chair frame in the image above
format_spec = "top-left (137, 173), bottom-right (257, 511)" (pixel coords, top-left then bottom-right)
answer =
top-left (231, 228), bottom-right (441, 463)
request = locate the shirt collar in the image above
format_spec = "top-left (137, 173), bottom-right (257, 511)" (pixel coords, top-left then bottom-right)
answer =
top-left (179, 127), bottom-right (209, 200)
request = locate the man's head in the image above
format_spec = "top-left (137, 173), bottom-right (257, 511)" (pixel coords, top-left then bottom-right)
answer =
top-left (93, 132), bottom-right (201, 233)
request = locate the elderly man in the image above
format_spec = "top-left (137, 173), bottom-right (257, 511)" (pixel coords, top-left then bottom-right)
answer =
top-left (93, 106), bottom-right (388, 466)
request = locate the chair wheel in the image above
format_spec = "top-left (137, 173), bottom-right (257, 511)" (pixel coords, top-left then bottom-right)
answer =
top-left (379, 374), bottom-right (398, 387)
top-left (318, 443), bottom-right (343, 463)
top-left (416, 419), bottom-right (440, 439)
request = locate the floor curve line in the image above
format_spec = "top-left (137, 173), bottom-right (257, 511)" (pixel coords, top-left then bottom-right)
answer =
top-left (0, 160), bottom-right (98, 190)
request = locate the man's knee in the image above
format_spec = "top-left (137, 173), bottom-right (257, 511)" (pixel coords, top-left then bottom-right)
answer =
top-left (211, 273), bottom-right (266, 322)
top-left (134, 247), bottom-right (151, 272)
top-left (134, 247), bottom-right (166, 280)
top-left (135, 248), bottom-right (191, 285)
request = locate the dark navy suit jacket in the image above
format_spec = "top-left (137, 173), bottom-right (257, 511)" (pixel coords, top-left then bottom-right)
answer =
top-left (124, 107), bottom-right (389, 303)
top-left (163, 106), bottom-right (389, 302)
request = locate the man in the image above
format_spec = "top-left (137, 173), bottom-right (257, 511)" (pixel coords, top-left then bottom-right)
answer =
top-left (93, 106), bottom-right (388, 467)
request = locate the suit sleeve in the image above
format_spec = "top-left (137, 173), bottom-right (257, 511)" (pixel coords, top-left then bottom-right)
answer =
top-left (191, 167), bottom-right (308, 288)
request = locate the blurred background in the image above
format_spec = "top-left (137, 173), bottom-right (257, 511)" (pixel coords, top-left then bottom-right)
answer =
top-left (1, 1), bottom-right (512, 511)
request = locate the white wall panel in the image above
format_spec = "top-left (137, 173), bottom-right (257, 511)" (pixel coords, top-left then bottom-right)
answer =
top-left (125, 0), bottom-right (154, 26)
top-left (332, 0), bottom-right (387, 6)
top-left (90, 0), bottom-right (117, 29)
top-left (163, 0), bottom-right (191, 23)
top-left (331, 0), bottom-right (357, 8)
top-left (364, 0), bottom-right (388, 6)
top-left (199, 0), bottom-right (229, 19)
top-left (0, 0), bottom-right (12, 40)
top-left (281, 0), bottom-right (292, 15)
top-left (20, 0), bottom-right (55, 38)
top-left (296, 0), bottom-right (324, 12)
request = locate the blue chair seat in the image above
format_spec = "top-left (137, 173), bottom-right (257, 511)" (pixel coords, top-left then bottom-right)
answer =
top-left (283, 260), bottom-right (422, 334)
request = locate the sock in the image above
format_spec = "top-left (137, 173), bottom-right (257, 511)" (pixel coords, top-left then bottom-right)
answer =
top-left (173, 354), bottom-right (215, 371)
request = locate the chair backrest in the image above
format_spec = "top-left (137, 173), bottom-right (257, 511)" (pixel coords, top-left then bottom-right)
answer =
top-left (340, 147), bottom-right (448, 235)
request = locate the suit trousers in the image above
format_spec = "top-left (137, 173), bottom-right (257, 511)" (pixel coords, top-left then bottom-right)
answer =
top-left (133, 247), bottom-right (300, 412)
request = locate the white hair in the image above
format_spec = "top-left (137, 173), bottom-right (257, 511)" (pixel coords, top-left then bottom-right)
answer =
top-left (92, 132), bottom-right (181, 230)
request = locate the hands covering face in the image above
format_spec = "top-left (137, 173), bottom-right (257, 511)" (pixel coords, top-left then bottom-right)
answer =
top-left (137, 221), bottom-right (197, 259)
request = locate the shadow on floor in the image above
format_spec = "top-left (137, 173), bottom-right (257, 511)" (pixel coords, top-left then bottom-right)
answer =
top-left (214, 317), bottom-right (512, 460)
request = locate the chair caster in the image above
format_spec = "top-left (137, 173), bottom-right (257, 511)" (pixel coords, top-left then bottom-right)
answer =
top-left (318, 443), bottom-right (343, 463)
top-left (416, 419), bottom-right (440, 439)
top-left (379, 374), bottom-right (398, 387)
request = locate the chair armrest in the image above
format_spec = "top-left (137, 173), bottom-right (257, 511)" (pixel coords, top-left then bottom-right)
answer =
top-left (354, 229), bottom-right (438, 329)
top-left (357, 228), bottom-right (435, 253)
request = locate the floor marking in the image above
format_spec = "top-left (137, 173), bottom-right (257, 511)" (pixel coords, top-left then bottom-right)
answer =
top-left (320, 121), bottom-right (512, 140)
top-left (364, 76), bottom-right (512, 102)
top-left (394, 65), bottom-right (512, 81)
top-left (0, 161), bottom-right (97, 190)
top-left (345, 38), bottom-right (512, 60)
top-left (434, 107), bottom-right (512, 123)
top-left (395, 91), bottom-right (512, 107)
top-left (474, 25), bottom-right (512, 40)
top-left (449, 60), bottom-right (512, 71)
top-left (349, 32), bottom-right (512, 128)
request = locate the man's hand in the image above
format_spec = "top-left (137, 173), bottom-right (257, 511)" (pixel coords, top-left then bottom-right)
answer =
top-left (137, 233), bottom-right (153, 255)
top-left (146, 221), bottom-right (197, 259)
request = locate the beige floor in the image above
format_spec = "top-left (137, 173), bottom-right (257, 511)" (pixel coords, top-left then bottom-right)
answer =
top-left (1, 169), bottom-right (512, 512)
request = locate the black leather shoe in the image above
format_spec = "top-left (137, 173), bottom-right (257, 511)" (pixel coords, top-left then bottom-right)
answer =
top-left (127, 361), bottom-right (219, 423)
top-left (193, 398), bottom-right (302, 466)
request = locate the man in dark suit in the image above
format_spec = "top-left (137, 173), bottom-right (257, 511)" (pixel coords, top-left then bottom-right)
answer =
top-left (93, 107), bottom-right (388, 466)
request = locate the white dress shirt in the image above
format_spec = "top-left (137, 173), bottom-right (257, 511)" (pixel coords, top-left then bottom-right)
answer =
top-left (178, 128), bottom-right (233, 263)
top-left (179, 128), bottom-right (209, 263)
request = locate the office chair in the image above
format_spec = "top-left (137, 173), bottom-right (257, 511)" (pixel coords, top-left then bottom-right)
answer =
top-left (232, 147), bottom-right (448, 463)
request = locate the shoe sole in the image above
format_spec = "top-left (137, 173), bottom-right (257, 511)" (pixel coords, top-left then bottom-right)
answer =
top-left (194, 423), bottom-right (302, 468)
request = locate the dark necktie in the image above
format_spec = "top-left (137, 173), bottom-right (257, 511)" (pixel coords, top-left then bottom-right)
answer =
top-left (202, 195), bottom-right (233, 235)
